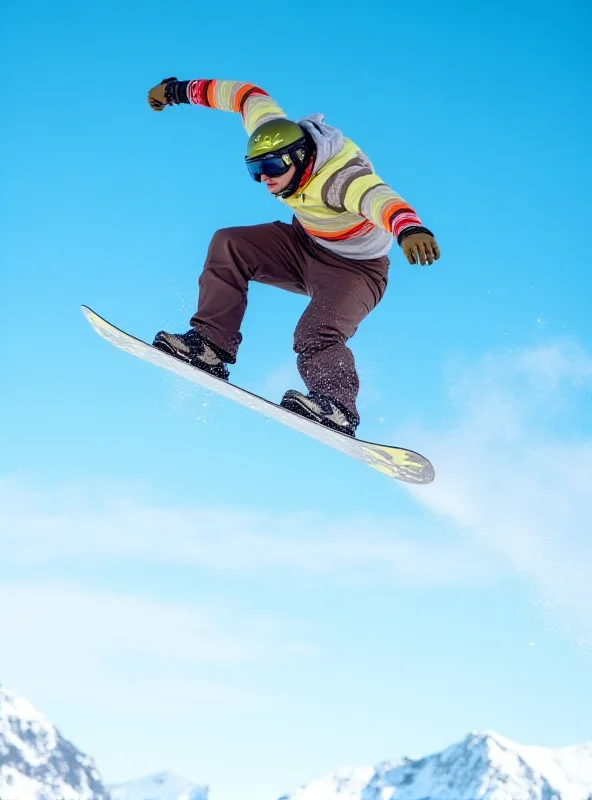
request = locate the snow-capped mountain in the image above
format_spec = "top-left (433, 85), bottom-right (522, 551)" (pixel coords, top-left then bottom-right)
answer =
top-left (108, 771), bottom-right (208, 800)
top-left (3, 684), bottom-right (591, 800)
top-left (0, 685), bottom-right (109, 800)
top-left (280, 730), bottom-right (592, 800)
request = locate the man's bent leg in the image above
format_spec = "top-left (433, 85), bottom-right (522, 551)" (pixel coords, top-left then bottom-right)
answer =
top-left (189, 222), bottom-right (306, 361)
top-left (293, 263), bottom-right (387, 422)
top-left (293, 296), bottom-right (364, 422)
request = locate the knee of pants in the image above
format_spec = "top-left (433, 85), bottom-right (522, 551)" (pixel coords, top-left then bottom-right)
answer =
top-left (209, 226), bottom-right (240, 251)
top-left (293, 322), bottom-right (347, 355)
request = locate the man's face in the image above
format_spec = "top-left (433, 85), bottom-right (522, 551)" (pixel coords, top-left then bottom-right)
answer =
top-left (260, 164), bottom-right (297, 195)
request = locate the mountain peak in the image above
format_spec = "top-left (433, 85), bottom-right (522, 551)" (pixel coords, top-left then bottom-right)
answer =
top-left (463, 728), bottom-right (521, 750)
top-left (283, 729), bottom-right (592, 800)
top-left (0, 685), bottom-right (49, 726)
top-left (108, 770), bottom-right (209, 800)
top-left (0, 684), bottom-right (109, 800)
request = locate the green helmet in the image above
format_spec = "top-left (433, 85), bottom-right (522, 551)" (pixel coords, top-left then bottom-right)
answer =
top-left (246, 118), bottom-right (306, 159)
top-left (245, 118), bottom-right (315, 198)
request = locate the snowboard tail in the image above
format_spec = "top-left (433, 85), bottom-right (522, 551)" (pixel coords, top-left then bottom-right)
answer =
top-left (82, 306), bottom-right (435, 485)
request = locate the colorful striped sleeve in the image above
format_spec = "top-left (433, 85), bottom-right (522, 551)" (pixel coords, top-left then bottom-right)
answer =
top-left (322, 152), bottom-right (423, 241)
top-left (185, 79), bottom-right (287, 135)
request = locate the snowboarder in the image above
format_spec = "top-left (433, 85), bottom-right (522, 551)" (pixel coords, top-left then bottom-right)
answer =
top-left (147, 77), bottom-right (440, 438)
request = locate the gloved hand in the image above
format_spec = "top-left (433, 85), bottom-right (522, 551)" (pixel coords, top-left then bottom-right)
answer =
top-left (402, 231), bottom-right (440, 266)
top-left (147, 77), bottom-right (177, 112)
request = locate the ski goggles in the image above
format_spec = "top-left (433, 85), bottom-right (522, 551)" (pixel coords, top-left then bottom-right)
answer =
top-left (245, 152), bottom-right (293, 182)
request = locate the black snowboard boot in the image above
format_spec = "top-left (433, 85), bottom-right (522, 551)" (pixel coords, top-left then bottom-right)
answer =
top-left (280, 390), bottom-right (359, 437)
top-left (153, 328), bottom-right (230, 381)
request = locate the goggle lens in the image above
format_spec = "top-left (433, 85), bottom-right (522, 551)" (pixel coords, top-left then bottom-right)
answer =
top-left (246, 154), bottom-right (293, 182)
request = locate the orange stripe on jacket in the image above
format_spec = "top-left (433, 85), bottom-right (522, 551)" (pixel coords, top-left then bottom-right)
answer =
top-left (380, 202), bottom-right (409, 231)
top-left (300, 219), bottom-right (374, 241)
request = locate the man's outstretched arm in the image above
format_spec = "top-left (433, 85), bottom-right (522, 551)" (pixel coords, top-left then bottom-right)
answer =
top-left (334, 160), bottom-right (440, 266)
top-left (147, 77), bottom-right (287, 135)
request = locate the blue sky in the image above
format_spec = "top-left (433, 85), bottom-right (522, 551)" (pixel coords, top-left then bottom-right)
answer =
top-left (1, 1), bottom-right (591, 799)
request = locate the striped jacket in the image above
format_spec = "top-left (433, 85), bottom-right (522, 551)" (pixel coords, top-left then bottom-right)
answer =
top-left (176, 78), bottom-right (426, 260)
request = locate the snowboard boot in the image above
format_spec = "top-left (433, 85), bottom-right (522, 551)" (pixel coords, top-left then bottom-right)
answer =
top-left (280, 390), bottom-right (359, 437)
top-left (152, 328), bottom-right (230, 381)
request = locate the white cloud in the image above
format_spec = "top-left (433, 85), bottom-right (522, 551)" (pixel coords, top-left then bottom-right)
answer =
top-left (0, 464), bottom-right (505, 715)
top-left (0, 584), bottom-right (299, 713)
top-left (0, 476), bottom-right (497, 587)
top-left (402, 339), bottom-right (592, 645)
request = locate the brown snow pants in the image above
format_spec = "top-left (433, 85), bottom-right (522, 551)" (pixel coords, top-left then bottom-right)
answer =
top-left (189, 219), bottom-right (389, 420)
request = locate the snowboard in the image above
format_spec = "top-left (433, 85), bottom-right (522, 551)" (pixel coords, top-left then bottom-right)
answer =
top-left (82, 306), bottom-right (435, 485)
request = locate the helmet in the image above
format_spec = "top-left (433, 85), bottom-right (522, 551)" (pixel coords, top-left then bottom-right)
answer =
top-left (245, 118), bottom-right (315, 198)
top-left (246, 118), bottom-right (307, 159)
